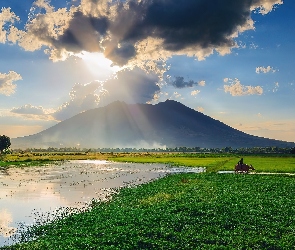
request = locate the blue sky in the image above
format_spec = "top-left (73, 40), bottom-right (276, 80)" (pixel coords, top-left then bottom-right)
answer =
top-left (0, 0), bottom-right (294, 143)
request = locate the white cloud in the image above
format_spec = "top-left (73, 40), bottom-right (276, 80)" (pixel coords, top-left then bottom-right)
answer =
top-left (53, 81), bottom-right (102, 121)
top-left (0, 209), bottom-right (16, 237)
top-left (0, 0), bottom-right (284, 74)
top-left (198, 80), bottom-right (206, 87)
top-left (256, 66), bottom-right (276, 74)
top-left (191, 90), bottom-right (200, 96)
top-left (223, 78), bottom-right (263, 96)
top-left (32, 0), bottom-right (54, 13)
top-left (273, 82), bottom-right (279, 92)
top-left (0, 71), bottom-right (22, 96)
top-left (53, 67), bottom-right (160, 121)
top-left (10, 104), bottom-right (56, 121)
top-left (173, 92), bottom-right (181, 99)
top-left (251, 0), bottom-right (283, 15)
top-left (223, 78), bottom-right (229, 83)
top-left (196, 107), bottom-right (204, 113)
top-left (239, 119), bottom-right (295, 142)
top-left (0, 7), bottom-right (20, 43)
top-left (11, 104), bottom-right (47, 115)
top-left (5, 2), bottom-right (76, 57)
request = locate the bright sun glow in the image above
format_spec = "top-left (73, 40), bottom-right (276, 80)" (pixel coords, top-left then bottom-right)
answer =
top-left (76, 51), bottom-right (121, 79)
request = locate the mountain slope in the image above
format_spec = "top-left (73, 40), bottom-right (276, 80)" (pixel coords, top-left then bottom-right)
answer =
top-left (11, 100), bottom-right (295, 149)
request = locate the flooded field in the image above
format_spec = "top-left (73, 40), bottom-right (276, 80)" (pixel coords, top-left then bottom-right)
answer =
top-left (0, 160), bottom-right (205, 247)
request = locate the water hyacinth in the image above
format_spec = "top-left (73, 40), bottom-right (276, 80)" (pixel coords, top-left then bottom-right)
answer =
top-left (2, 173), bottom-right (295, 249)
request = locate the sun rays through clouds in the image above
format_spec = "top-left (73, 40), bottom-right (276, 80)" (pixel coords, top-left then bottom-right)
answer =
top-left (0, 0), bottom-right (294, 142)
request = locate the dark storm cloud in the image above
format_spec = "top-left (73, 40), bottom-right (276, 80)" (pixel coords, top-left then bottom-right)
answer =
top-left (7, 0), bottom-right (281, 64)
top-left (170, 76), bottom-right (200, 89)
top-left (105, 43), bottom-right (136, 66)
top-left (52, 11), bottom-right (109, 53)
top-left (115, 0), bottom-right (252, 50)
top-left (47, 0), bottom-right (255, 64)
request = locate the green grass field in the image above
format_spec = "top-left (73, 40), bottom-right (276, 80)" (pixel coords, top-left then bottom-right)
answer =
top-left (110, 153), bottom-right (295, 173)
top-left (1, 152), bottom-right (295, 173)
top-left (3, 173), bottom-right (295, 249)
top-left (1, 152), bottom-right (295, 249)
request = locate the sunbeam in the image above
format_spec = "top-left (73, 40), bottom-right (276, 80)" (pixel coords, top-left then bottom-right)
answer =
top-left (76, 51), bottom-right (121, 79)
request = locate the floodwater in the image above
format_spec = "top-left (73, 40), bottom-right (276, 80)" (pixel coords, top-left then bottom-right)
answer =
top-left (0, 160), bottom-right (205, 247)
top-left (217, 170), bottom-right (235, 174)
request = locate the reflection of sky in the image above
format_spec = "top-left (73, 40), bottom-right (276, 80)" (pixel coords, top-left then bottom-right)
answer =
top-left (0, 160), bottom-right (205, 247)
top-left (0, 209), bottom-right (16, 238)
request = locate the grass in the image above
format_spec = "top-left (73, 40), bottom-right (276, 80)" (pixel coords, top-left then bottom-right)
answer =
top-left (110, 153), bottom-right (295, 173)
top-left (0, 152), bottom-right (109, 168)
top-left (1, 153), bottom-right (295, 249)
top-left (217, 155), bottom-right (295, 173)
top-left (1, 152), bottom-right (295, 173)
top-left (2, 173), bottom-right (295, 249)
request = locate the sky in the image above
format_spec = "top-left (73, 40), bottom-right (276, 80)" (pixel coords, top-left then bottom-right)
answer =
top-left (0, 0), bottom-right (294, 143)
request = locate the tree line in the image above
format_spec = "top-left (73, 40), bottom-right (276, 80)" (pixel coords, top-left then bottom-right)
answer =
top-left (11, 146), bottom-right (295, 154)
top-left (1, 134), bottom-right (295, 155)
top-left (0, 135), bottom-right (11, 154)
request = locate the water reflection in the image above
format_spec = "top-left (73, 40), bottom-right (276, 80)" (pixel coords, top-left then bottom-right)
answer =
top-left (0, 209), bottom-right (16, 238)
top-left (0, 160), bottom-right (205, 246)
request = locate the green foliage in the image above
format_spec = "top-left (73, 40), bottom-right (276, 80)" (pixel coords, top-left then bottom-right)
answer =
top-left (4, 174), bottom-right (295, 249)
top-left (111, 153), bottom-right (295, 173)
top-left (2, 152), bottom-right (295, 173)
top-left (0, 135), bottom-right (11, 154)
top-left (0, 152), bottom-right (109, 167)
top-left (220, 155), bottom-right (295, 173)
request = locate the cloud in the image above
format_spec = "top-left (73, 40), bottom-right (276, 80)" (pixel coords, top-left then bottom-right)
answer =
top-left (172, 92), bottom-right (181, 99)
top-left (0, 71), bottom-right (22, 96)
top-left (198, 80), bottom-right (206, 87)
top-left (238, 118), bottom-right (295, 142)
top-left (0, 7), bottom-right (20, 43)
top-left (6, 2), bottom-right (77, 56)
top-left (256, 66), bottom-right (276, 74)
top-left (196, 107), bottom-right (204, 113)
top-left (53, 67), bottom-right (160, 121)
top-left (102, 67), bottom-right (160, 104)
top-left (191, 90), bottom-right (200, 96)
top-left (0, 209), bottom-right (16, 237)
top-left (11, 104), bottom-right (46, 115)
top-left (1, 0), bottom-right (284, 68)
top-left (10, 104), bottom-right (55, 121)
top-left (251, 0), bottom-right (283, 15)
top-left (170, 76), bottom-right (206, 89)
top-left (53, 81), bottom-right (103, 121)
top-left (273, 82), bottom-right (279, 92)
top-left (224, 78), bottom-right (263, 96)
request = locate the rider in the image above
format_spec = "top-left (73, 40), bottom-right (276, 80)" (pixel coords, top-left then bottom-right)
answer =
top-left (238, 158), bottom-right (244, 165)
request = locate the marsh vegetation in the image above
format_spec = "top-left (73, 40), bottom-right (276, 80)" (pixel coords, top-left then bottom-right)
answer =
top-left (1, 152), bottom-right (295, 249)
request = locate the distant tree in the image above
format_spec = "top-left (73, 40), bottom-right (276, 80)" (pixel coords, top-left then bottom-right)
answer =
top-left (291, 147), bottom-right (295, 154)
top-left (224, 146), bottom-right (232, 153)
top-left (0, 135), bottom-right (11, 154)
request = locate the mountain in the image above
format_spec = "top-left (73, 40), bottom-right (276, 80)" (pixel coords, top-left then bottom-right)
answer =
top-left (11, 100), bottom-right (295, 149)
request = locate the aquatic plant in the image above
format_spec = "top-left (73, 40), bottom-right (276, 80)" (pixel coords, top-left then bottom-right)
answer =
top-left (3, 173), bottom-right (295, 249)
